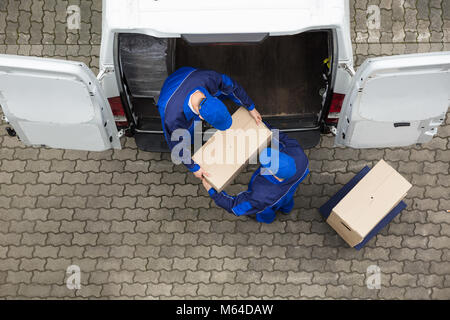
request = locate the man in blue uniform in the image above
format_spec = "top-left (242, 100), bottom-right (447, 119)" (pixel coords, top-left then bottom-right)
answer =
top-left (201, 131), bottom-right (310, 224)
top-left (157, 67), bottom-right (262, 180)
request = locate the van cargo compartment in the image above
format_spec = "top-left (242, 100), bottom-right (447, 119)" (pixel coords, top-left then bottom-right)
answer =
top-left (117, 31), bottom-right (334, 151)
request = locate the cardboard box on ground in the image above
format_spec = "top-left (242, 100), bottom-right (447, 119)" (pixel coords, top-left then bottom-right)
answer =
top-left (327, 159), bottom-right (412, 247)
top-left (193, 107), bottom-right (272, 192)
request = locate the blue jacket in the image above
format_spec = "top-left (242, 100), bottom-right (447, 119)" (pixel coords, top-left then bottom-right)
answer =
top-left (157, 67), bottom-right (256, 172)
top-left (208, 131), bottom-right (310, 224)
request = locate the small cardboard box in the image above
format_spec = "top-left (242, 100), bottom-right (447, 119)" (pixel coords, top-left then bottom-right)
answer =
top-left (192, 107), bottom-right (272, 192)
top-left (327, 159), bottom-right (412, 247)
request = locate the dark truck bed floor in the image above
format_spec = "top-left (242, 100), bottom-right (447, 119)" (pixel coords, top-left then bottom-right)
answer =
top-left (175, 32), bottom-right (329, 117)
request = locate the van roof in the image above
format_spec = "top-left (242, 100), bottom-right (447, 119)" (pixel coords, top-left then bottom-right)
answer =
top-left (104, 0), bottom-right (347, 37)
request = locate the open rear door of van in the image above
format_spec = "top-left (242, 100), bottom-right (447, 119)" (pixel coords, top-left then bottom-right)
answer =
top-left (0, 55), bottom-right (121, 151)
top-left (335, 51), bottom-right (450, 148)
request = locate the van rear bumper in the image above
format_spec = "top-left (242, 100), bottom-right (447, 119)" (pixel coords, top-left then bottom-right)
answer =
top-left (133, 124), bottom-right (322, 153)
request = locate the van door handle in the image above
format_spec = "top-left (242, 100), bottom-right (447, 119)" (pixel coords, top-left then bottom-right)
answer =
top-left (394, 122), bottom-right (411, 128)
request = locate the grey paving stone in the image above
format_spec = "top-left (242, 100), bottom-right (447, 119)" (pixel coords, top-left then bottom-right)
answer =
top-left (431, 288), bottom-right (450, 299)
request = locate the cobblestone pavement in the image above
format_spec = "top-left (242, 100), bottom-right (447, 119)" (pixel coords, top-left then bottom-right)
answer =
top-left (0, 0), bottom-right (449, 300)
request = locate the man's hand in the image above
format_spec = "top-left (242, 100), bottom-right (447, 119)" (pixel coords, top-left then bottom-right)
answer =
top-left (193, 167), bottom-right (210, 180)
top-left (202, 178), bottom-right (212, 192)
top-left (250, 108), bottom-right (262, 125)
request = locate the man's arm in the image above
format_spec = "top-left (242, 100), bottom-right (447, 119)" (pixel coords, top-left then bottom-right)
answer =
top-left (203, 180), bottom-right (266, 217)
top-left (208, 189), bottom-right (262, 216)
top-left (217, 74), bottom-right (256, 111)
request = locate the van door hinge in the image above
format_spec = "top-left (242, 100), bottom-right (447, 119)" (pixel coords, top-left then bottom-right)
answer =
top-left (97, 66), bottom-right (115, 82)
top-left (339, 63), bottom-right (356, 77)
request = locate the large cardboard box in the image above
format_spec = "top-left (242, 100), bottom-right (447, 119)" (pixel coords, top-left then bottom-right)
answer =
top-left (192, 107), bottom-right (272, 192)
top-left (327, 159), bottom-right (412, 247)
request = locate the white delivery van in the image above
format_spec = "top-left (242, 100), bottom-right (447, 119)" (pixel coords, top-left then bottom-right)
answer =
top-left (0, 0), bottom-right (448, 152)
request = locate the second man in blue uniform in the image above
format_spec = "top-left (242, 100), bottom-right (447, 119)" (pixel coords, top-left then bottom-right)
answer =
top-left (201, 130), bottom-right (310, 224)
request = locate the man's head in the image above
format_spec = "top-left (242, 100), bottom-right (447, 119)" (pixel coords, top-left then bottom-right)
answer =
top-left (259, 148), bottom-right (297, 181)
top-left (198, 91), bottom-right (232, 131)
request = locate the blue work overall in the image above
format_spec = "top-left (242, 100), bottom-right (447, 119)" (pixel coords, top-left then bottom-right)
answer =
top-left (157, 67), bottom-right (256, 173)
top-left (208, 131), bottom-right (310, 224)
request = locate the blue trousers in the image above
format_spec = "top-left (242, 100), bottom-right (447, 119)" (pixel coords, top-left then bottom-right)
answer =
top-left (255, 169), bottom-right (309, 224)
